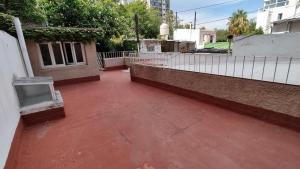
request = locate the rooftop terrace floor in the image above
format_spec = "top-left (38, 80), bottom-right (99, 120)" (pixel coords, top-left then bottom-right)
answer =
top-left (16, 70), bottom-right (300, 169)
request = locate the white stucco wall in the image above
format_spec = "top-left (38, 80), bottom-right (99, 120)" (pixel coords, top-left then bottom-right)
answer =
top-left (256, 11), bottom-right (271, 33)
top-left (140, 40), bottom-right (162, 53)
top-left (232, 33), bottom-right (300, 57)
top-left (0, 31), bottom-right (26, 169)
top-left (256, 1), bottom-right (299, 33)
top-left (174, 29), bottom-right (216, 49)
top-left (174, 29), bottom-right (201, 48)
top-left (104, 57), bottom-right (125, 68)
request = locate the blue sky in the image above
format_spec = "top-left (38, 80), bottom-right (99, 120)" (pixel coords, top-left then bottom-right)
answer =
top-left (171, 0), bottom-right (263, 29)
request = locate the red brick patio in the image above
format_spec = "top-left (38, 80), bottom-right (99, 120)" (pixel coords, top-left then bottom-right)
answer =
top-left (15, 70), bottom-right (300, 169)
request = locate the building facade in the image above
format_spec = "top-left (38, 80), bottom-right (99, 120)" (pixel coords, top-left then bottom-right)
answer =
top-left (272, 17), bottom-right (300, 33)
top-left (173, 29), bottom-right (216, 49)
top-left (256, 0), bottom-right (300, 33)
top-left (26, 40), bottom-right (100, 83)
top-left (140, 39), bottom-right (162, 53)
top-left (144, 0), bottom-right (170, 17)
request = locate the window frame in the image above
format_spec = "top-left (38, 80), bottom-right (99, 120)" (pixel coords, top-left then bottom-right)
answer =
top-left (37, 42), bottom-right (66, 68)
top-left (62, 42), bottom-right (86, 66)
top-left (278, 13), bottom-right (283, 20)
top-left (38, 42), bottom-right (86, 68)
top-left (73, 42), bottom-right (87, 65)
top-left (63, 42), bottom-right (76, 65)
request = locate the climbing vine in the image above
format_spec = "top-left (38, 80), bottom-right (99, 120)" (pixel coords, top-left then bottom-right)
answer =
top-left (0, 12), bottom-right (104, 42)
top-left (22, 27), bottom-right (104, 42)
top-left (0, 12), bottom-right (15, 36)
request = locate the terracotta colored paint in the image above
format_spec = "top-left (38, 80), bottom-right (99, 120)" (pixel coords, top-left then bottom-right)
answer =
top-left (14, 70), bottom-right (300, 169)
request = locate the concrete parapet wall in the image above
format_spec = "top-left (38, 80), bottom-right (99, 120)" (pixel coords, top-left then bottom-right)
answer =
top-left (104, 57), bottom-right (125, 68)
top-left (130, 64), bottom-right (300, 131)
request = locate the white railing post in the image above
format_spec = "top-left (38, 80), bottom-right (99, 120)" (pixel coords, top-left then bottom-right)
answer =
top-left (97, 52), bottom-right (300, 85)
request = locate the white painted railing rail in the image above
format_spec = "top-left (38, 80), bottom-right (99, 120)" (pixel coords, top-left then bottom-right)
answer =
top-left (128, 52), bottom-right (300, 86)
top-left (96, 51), bottom-right (134, 69)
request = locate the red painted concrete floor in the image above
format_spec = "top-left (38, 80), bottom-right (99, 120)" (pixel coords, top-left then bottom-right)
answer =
top-left (16, 70), bottom-right (300, 169)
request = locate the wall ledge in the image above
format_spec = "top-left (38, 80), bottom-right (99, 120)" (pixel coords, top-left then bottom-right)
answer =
top-left (54, 75), bottom-right (100, 86)
top-left (130, 65), bottom-right (300, 132)
top-left (104, 65), bottom-right (128, 71)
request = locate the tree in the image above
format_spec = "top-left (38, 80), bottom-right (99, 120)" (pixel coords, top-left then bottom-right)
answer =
top-left (125, 0), bottom-right (161, 39)
top-left (39, 0), bottom-right (129, 50)
top-left (0, 0), bottom-right (46, 24)
top-left (228, 9), bottom-right (249, 36)
top-left (40, 0), bottom-right (90, 27)
top-left (216, 29), bottom-right (229, 42)
top-left (40, 0), bottom-right (126, 31)
top-left (1, 0), bottom-right (164, 51)
top-left (246, 19), bottom-right (264, 35)
top-left (166, 10), bottom-right (175, 39)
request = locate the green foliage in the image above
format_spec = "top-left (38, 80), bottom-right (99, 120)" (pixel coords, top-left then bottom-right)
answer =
top-left (228, 9), bottom-right (249, 36)
top-left (125, 0), bottom-right (161, 39)
top-left (22, 27), bottom-right (103, 42)
top-left (0, 12), bottom-right (15, 35)
top-left (245, 19), bottom-right (264, 35)
top-left (1, 0), bottom-right (164, 50)
top-left (97, 37), bottom-right (137, 52)
top-left (39, 0), bottom-right (90, 27)
top-left (166, 10), bottom-right (175, 39)
top-left (0, 13), bottom-right (103, 42)
top-left (0, 0), bottom-right (46, 24)
top-left (40, 0), bottom-right (127, 37)
top-left (38, 0), bottom-right (131, 49)
top-left (228, 10), bottom-right (264, 36)
top-left (97, 36), bottom-right (124, 52)
top-left (216, 29), bottom-right (229, 42)
top-left (253, 27), bottom-right (264, 35)
top-left (204, 42), bottom-right (229, 49)
top-left (123, 40), bottom-right (137, 51)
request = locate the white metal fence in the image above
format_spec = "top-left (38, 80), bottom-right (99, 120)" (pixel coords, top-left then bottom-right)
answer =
top-left (96, 51), bottom-right (133, 69)
top-left (128, 53), bottom-right (300, 86)
top-left (98, 51), bottom-right (132, 59)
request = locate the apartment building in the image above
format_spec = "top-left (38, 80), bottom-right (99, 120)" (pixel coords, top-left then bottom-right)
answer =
top-left (256, 0), bottom-right (300, 33)
top-left (144, 0), bottom-right (170, 17)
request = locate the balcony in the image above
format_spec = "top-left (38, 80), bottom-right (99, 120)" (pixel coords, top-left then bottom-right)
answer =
top-left (13, 69), bottom-right (300, 169)
top-left (263, 0), bottom-right (289, 9)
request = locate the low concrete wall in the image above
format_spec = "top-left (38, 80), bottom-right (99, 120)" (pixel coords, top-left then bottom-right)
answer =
top-left (140, 40), bottom-right (162, 53)
top-left (26, 41), bottom-right (99, 81)
top-left (232, 33), bottom-right (300, 57)
top-left (104, 57), bottom-right (125, 69)
top-left (130, 64), bottom-right (300, 130)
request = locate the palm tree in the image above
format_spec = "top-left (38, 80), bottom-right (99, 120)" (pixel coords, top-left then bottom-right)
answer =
top-left (228, 10), bottom-right (249, 36)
